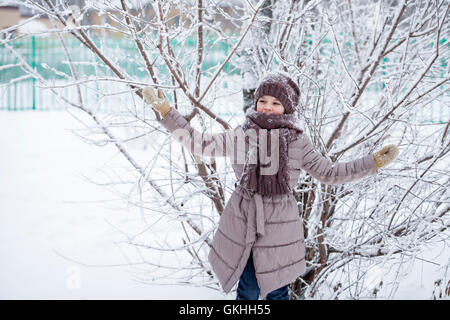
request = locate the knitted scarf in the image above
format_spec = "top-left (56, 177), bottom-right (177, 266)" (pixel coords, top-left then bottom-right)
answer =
top-left (238, 108), bottom-right (304, 195)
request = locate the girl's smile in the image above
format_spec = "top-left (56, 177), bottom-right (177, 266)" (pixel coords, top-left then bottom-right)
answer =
top-left (256, 95), bottom-right (285, 115)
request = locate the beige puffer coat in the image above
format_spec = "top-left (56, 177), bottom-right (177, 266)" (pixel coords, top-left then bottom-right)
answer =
top-left (159, 108), bottom-right (378, 298)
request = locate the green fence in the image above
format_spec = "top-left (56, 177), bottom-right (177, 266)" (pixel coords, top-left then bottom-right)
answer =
top-left (0, 33), bottom-right (448, 124)
top-left (0, 33), bottom-right (238, 111)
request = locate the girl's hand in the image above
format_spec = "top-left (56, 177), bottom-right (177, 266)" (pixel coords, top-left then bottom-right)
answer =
top-left (374, 144), bottom-right (399, 170)
top-left (143, 86), bottom-right (172, 118)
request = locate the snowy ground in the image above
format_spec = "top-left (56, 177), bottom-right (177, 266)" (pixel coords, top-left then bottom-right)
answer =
top-left (0, 110), bottom-right (233, 300)
top-left (0, 110), bottom-right (447, 300)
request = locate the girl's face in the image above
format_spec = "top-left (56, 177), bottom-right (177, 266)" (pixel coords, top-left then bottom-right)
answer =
top-left (256, 95), bottom-right (285, 115)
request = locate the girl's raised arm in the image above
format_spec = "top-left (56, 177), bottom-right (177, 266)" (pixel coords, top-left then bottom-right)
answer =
top-left (144, 86), bottom-right (238, 159)
top-left (294, 133), bottom-right (397, 185)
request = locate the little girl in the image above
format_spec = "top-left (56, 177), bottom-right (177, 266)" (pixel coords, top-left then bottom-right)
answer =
top-left (143, 72), bottom-right (399, 300)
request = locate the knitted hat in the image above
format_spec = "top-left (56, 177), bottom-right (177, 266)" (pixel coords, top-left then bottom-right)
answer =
top-left (254, 72), bottom-right (300, 114)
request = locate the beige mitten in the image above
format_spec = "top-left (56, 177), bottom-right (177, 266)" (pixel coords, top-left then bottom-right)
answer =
top-left (374, 144), bottom-right (399, 170)
top-left (143, 86), bottom-right (171, 118)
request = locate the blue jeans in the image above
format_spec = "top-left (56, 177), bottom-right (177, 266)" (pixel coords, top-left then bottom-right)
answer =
top-left (236, 251), bottom-right (290, 300)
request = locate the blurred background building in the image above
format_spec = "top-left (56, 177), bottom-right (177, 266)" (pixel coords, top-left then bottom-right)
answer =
top-left (0, 0), bottom-right (243, 38)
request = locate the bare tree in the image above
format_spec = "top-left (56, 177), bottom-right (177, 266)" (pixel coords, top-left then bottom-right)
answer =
top-left (1, 0), bottom-right (448, 299)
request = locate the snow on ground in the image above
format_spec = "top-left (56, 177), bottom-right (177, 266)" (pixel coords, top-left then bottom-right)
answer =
top-left (0, 110), bottom-right (233, 300)
top-left (0, 110), bottom-right (447, 300)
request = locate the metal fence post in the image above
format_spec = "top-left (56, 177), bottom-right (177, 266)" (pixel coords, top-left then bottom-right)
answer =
top-left (32, 35), bottom-right (36, 110)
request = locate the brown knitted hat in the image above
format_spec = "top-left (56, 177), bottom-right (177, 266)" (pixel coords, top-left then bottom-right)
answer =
top-left (254, 72), bottom-right (300, 114)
